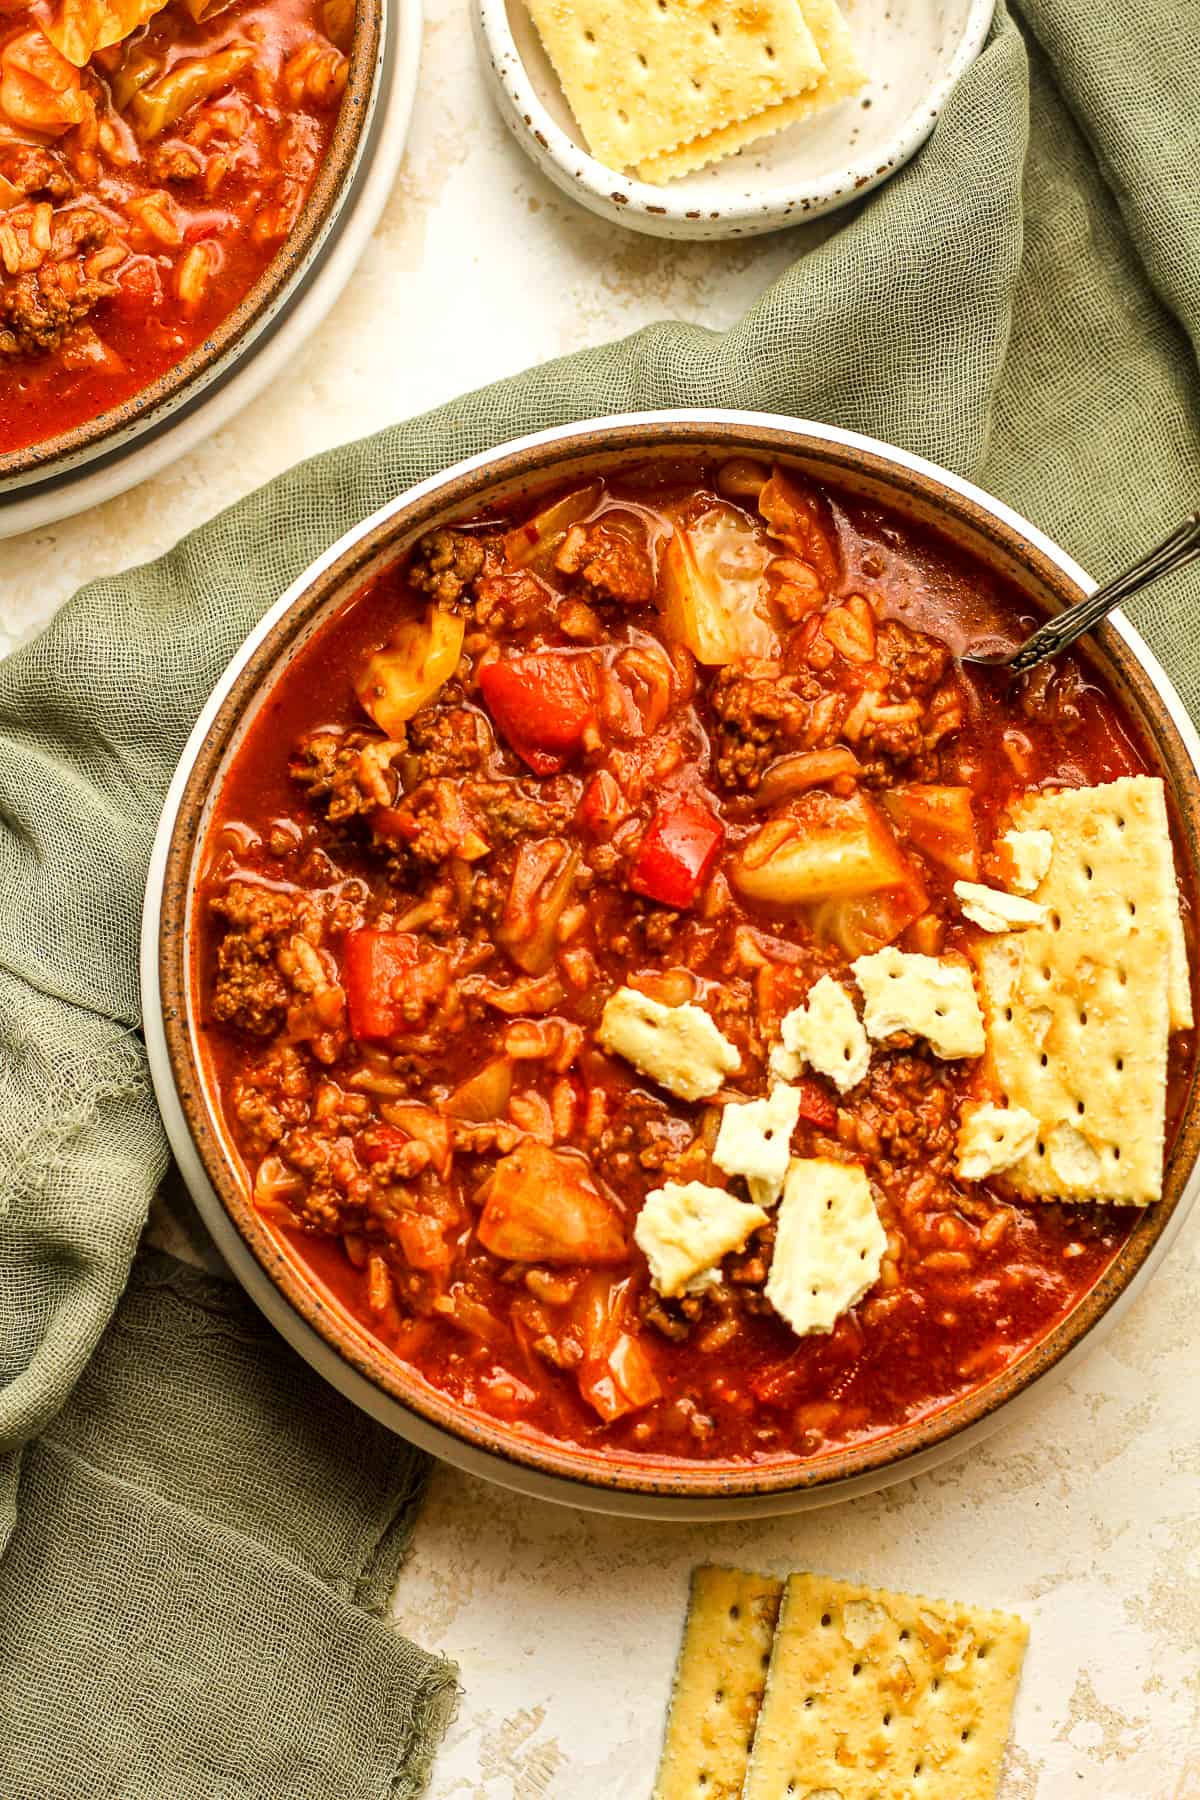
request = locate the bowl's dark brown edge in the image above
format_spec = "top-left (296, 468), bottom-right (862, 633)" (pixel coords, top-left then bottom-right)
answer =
top-left (0, 0), bottom-right (383, 482)
top-left (158, 418), bottom-right (1200, 1500)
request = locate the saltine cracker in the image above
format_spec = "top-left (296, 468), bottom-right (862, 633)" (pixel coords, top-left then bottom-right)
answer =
top-left (524, 0), bottom-right (825, 173)
top-left (744, 1571), bottom-right (1027, 1800)
top-left (653, 1565), bottom-right (783, 1800)
top-left (639, 0), bottom-right (866, 182)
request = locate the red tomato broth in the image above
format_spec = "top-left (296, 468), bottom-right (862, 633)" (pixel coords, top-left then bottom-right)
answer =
top-left (194, 460), bottom-right (1194, 1469)
top-left (0, 0), bottom-right (348, 452)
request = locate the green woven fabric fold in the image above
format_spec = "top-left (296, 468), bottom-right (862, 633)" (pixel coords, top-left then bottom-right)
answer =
top-left (1, 0), bottom-right (1198, 1790)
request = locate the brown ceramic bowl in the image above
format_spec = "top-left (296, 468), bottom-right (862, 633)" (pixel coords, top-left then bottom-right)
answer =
top-left (0, 0), bottom-right (385, 491)
top-left (144, 413), bottom-right (1200, 1517)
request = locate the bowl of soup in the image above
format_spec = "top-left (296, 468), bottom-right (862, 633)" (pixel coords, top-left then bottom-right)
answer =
top-left (143, 412), bottom-right (1200, 1515)
top-left (0, 0), bottom-right (385, 482)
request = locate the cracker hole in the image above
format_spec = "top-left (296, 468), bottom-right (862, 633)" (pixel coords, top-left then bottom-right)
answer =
top-left (977, 1645), bottom-right (990, 1659)
top-left (914, 1764), bottom-right (924, 1777)
top-left (1039, 1053), bottom-right (1048, 1067)
top-left (804, 1695), bottom-right (814, 1708)
top-left (1036, 1140), bottom-right (1046, 1157)
top-left (1083, 863), bottom-right (1094, 881)
top-left (1050, 911), bottom-right (1061, 931)
top-left (729, 1604), bottom-right (740, 1621)
top-left (934, 1005), bottom-right (947, 1018)
top-left (1079, 1010), bottom-right (1088, 1026)
top-left (636, 49), bottom-right (646, 63)
top-left (1117, 966), bottom-right (1128, 985)
top-left (714, 1689), bottom-right (724, 1705)
top-left (931, 1677), bottom-right (940, 1691)
top-left (821, 1613), bottom-right (832, 1627)
top-left (882, 1712), bottom-right (892, 1727)
top-left (1076, 1099), bottom-right (1086, 1115)
top-left (1113, 1145), bottom-right (1121, 1161)
top-left (899, 1629), bottom-right (910, 1642)
top-left (961, 1730), bottom-right (971, 1742)
top-left (617, 107), bottom-right (628, 121)
top-left (711, 17), bottom-right (720, 30)
top-left (1004, 1007), bottom-right (1013, 1022)
top-left (1128, 900), bottom-right (1137, 916)
top-left (584, 27), bottom-right (594, 39)
top-left (765, 42), bottom-right (775, 56)
top-left (852, 1663), bottom-right (862, 1676)
top-left (1041, 965), bottom-right (1052, 981)
top-left (691, 76), bottom-right (701, 89)
top-left (1115, 1057), bottom-right (1124, 1071)
top-left (1117, 815), bottom-right (1126, 830)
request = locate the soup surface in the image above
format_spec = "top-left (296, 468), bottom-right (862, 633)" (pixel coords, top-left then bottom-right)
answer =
top-left (0, 0), bottom-right (350, 453)
top-left (195, 458), bottom-right (1192, 1469)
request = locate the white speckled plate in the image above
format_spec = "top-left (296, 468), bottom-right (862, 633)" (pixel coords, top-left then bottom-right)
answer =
top-left (475, 0), bottom-right (994, 239)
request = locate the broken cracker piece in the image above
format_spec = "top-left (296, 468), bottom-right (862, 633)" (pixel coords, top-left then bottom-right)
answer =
top-left (955, 880), bottom-right (1049, 933)
top-left (636, 1181), bottom-right (767, 1298)
top-left (745, 1571), bottom-right (1028, 1800)
top-left (653, 1566), bottom-right (783, 1800)
top-left (957, 1101), bottom-right (1039, 1182)
top-left (852, 947), bottom-right (985, 1061)
top-left (997, 827), bottom-right (1053, 894)
top-left (771, 974), bottom-right (870, 1095)
top-left (765, 1159), bottom-right (885, 1336)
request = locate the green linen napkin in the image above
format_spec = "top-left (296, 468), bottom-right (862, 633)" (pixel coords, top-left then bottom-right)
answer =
top-left (2, 0), bottom-right (1197, 1791)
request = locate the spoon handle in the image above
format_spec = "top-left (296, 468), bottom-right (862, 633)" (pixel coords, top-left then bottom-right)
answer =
top-left (1006, 511), bottom-right (1200, 677)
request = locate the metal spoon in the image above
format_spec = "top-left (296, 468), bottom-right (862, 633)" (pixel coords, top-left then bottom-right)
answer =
top-left (962, 511), bottom-right (1200, 675)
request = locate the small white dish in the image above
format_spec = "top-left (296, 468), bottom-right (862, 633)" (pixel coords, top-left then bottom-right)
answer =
top-left (474, 0), bottom-right (994, 240)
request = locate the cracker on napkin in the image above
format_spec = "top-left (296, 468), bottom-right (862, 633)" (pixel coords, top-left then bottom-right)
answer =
top-left (653, 1565), bottom-right (783, 1800)
top-left (523, 0), bottom-right (825, 172)
top-left (744, 1571), bottom-right (1028, 1800)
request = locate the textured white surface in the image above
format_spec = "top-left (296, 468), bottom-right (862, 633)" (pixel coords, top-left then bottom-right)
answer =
top-left (396, 1222), bottom-right (1200, 1797)
top-left (9, 7), bottom-right (1200, 1795)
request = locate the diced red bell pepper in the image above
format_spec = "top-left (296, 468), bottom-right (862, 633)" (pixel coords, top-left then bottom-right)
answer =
top-left (478, 654), bottom-right (594, 774)
top-left (794, 1078), bottom-right (837, 1130)
top-left (342, 930), bottom-right (419, 1041)
top-left (628, 795), bottom-right (725, 909)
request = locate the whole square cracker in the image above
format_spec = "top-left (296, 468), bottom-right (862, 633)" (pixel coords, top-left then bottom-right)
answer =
top-left (523, 0), bottom-right (825, 173)
top-left (972, 775), bottom-right (1189, 1204)
top-left (744, 1571), bottom-right (1027, 1800)
top-left (653, 1565), bottom-right (783, 1800)
top-left (639, 0), bottom-right (866, 182)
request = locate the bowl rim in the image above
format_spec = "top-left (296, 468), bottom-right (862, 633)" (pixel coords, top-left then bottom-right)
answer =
top-left (144, 408), bottom-right (1200, 1505)
top-left (0, 0), bottom-right (386, 487)
top-left (473, 0), bottom-right (996, 240)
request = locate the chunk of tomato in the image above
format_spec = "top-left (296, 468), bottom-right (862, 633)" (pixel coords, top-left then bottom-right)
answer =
top-left (111, 258), bottom-right (162, 319)
top-left (629, 795), bottom-right (724, 908)
top-left (478, 654), bottom-right (594, 774)
top-left (342, 930), bottom-right (419, 1041)
top-left (793, 1078), bottom-right (837, 1130)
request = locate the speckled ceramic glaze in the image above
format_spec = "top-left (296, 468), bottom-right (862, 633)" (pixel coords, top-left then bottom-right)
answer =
top-left (144, 412), bottom-right (1200, 1518)
top-left (474, 0), bottom-right (995, 239)
top-left (0, 0), bottom-right (389, 492)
